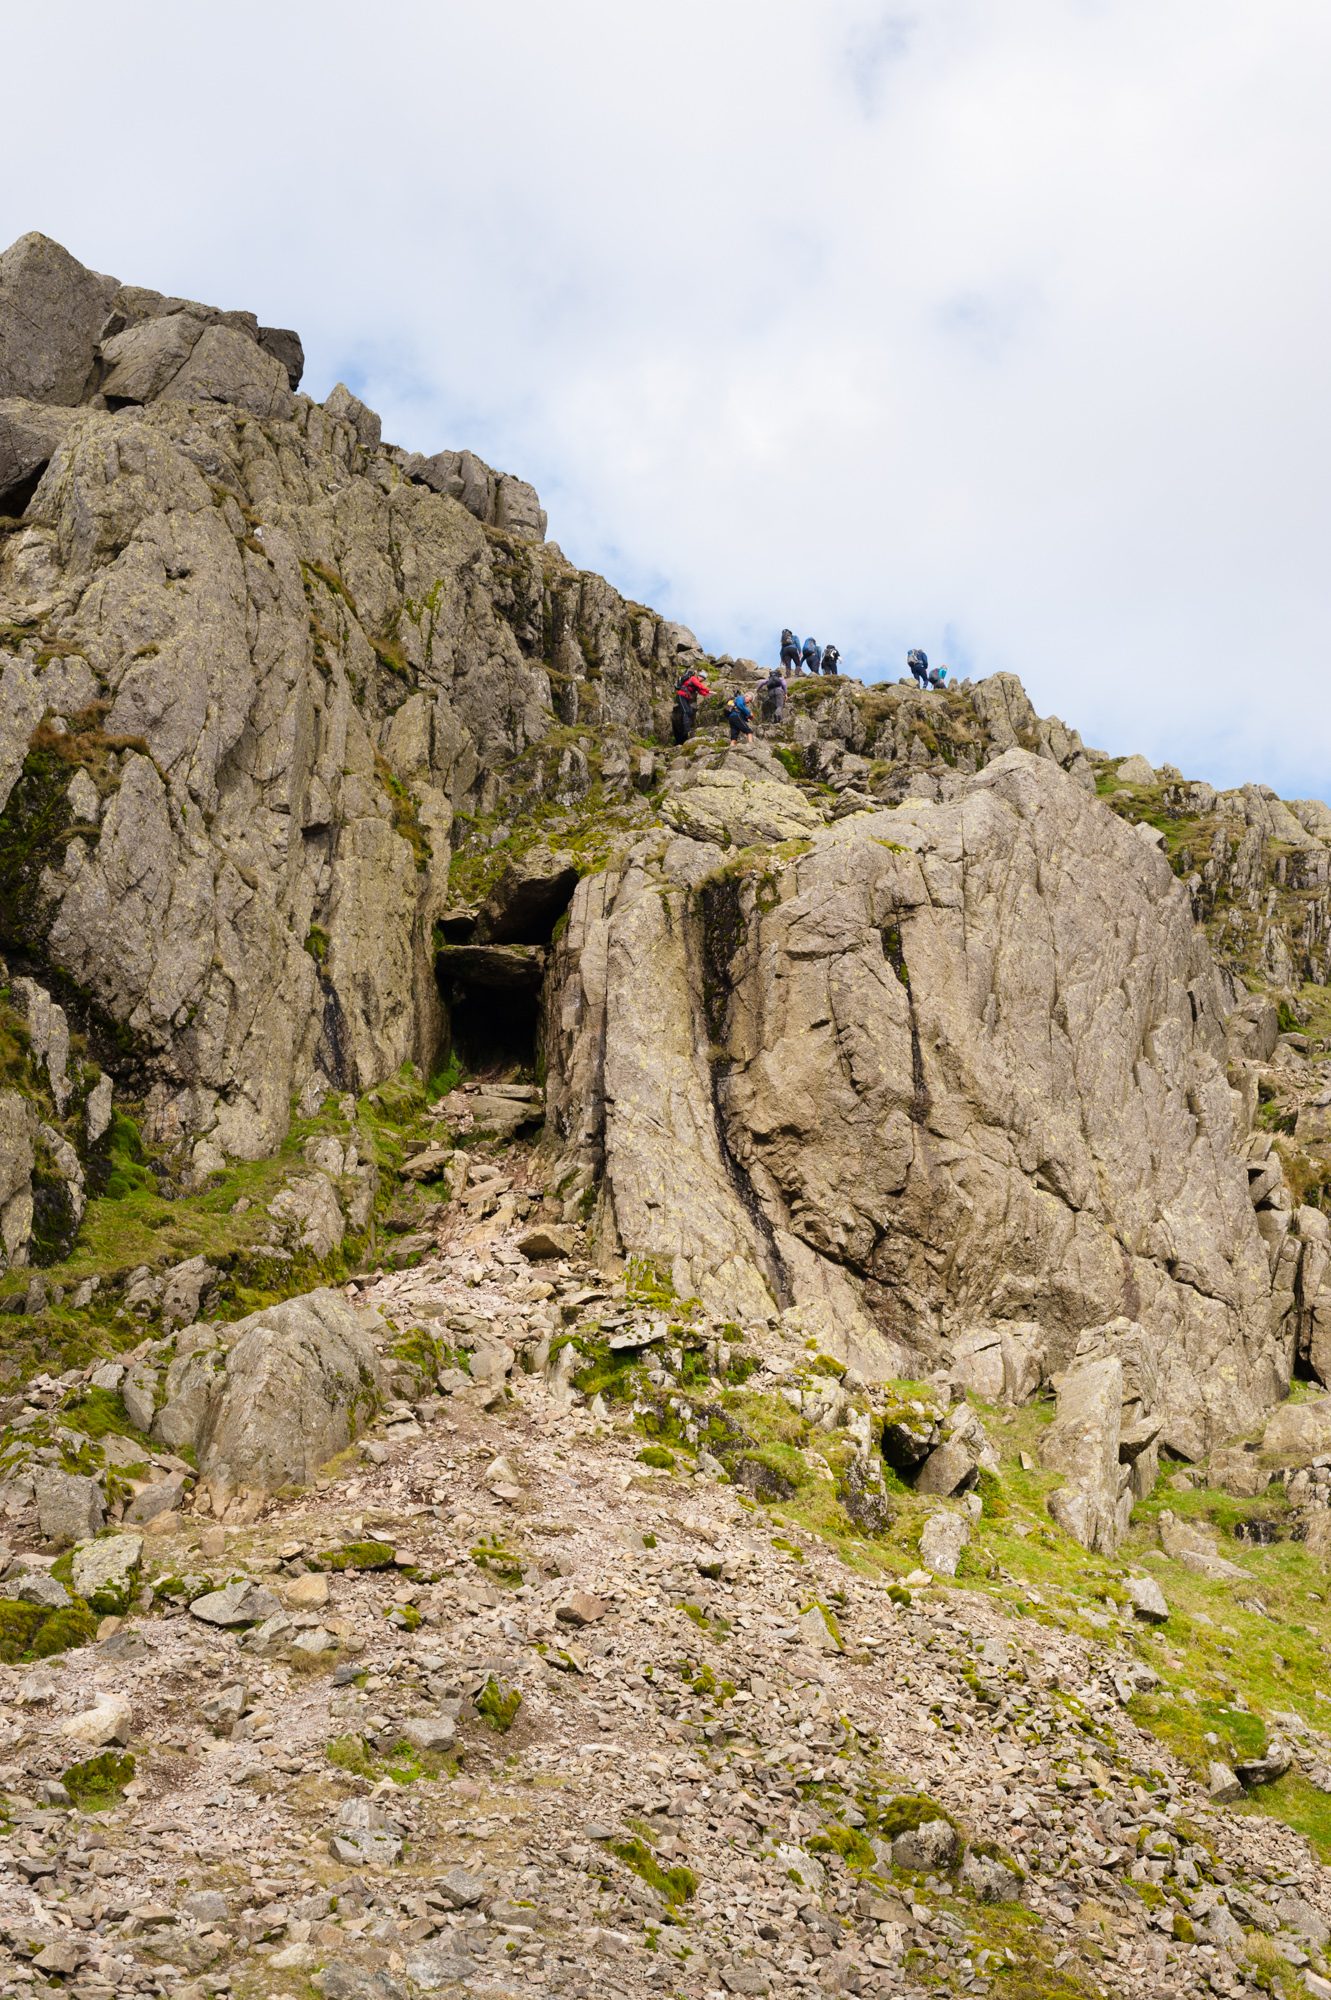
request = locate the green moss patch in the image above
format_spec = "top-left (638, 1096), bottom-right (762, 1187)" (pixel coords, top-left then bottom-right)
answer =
top-left (62, 1750), bottom-right (135, 1811)
top-left (318, 1539), bottom-right (396, 1572)
top-left (0, 1597), bottom-right (97, 1663)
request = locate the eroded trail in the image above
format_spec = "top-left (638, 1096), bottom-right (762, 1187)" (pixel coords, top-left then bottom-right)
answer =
top-left (3, 1185), bottom-right (1330, 2000)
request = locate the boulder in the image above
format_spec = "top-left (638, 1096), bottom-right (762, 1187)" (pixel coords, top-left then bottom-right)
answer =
top-left (959, 1848), bottom-right (1020, 1902)
top-left (34, 1469), bottom-right (105, 1548)
top-left (517, 1224), bottom-right (574, 1260)
top-left (71, 1533), bottom-right (143, 1614)
top-left (257, 325), bottom-right (304, 390)
top-left (0, 232), bottom-right (116, 404)
top-left (1235, 1738), bottom-right (1293, 1787)
top-left (0, 397), bottom-right (78, 510)
top-left (892, 1816), bottom-right (959, 1871)
top-left (914, 1438), bottom-right (978, 1498)
top-left (1125, 1573), bottom-right (1170, 1623)
top-left (157, 1290), bottom-right (385, 1518)
top-left (1157, 1510), bottom-right (1248, 1581)
top-left (919, 1509), bottom-right (969, 1577)
top-left (61, 1692), bottom-right (132, 1747)
top-left (1040, 1356), bottom-right (1128, 1553)
top-left (400, 1715), bottom-right (457, 1753)
top-left (125, 1476), bottom-right (188, 1524)
top-left (1263, 1397), bottom-right (1331, 1462)
top-left (436, 942), bottom-right (546, 990)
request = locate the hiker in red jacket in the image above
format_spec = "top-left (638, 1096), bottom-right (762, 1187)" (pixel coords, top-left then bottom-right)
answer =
top-left (671, 670), bottom-right (712, 744)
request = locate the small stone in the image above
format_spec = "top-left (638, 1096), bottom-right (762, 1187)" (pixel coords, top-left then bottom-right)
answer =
top-left (188, 1578), bottom-right (282, 1627)
top-left (184, 1889), bottom-right (230, 1925)
top-left (15, 1569), bottom-right (71, 1608)
top-left (1207, 1760), bottom-right (1243, 1802)
top-left (400, 1715), bottom-right (457, 1752)
top-left (431, 1863), bottom-right (486, 1909)
top-left (517, 1224), bottom-right (574, 1260)
top-left (282, 1571), bottom-right (330, 1609)
top-left (556, 1589), bottom-right (608, 1627)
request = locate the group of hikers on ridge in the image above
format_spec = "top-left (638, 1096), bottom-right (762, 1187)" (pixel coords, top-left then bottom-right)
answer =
top-left (670, 637), bottom-right (949, 747)
top-left (779, 629), bottom-right (842, 680)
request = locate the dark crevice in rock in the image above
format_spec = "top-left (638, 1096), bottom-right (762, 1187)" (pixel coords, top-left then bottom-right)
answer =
top-left (0, 461), bottom-right (47, 516)
top-left (881, 923), bottom-right (930, 1124)
top-left (699, 874), bottom-right (791, 1309)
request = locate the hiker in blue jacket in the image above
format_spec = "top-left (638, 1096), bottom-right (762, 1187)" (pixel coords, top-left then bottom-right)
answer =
top-left (726, 690), bottom-right (754, 747)
top-left (779, 628), bottom-right (802, 674)
top-left (801, 635), bottom-right (821, 675)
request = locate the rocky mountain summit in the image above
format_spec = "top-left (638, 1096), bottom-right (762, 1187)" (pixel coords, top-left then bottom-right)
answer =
top-left (3, 233), bottom-right (1331, 2000)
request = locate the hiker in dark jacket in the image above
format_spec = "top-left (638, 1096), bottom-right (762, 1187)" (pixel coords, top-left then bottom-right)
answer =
top-left (755, 667), bottom-right (787, 726)
top-left (820, 644), bottom-right (840, 677)
top-left (725, 691), bottom-right (754, 746)
top-left (907, 648), bottom-right (930, 689)
top-left (801, 635), bottom-right (821, 675)
top-left (779, 628), bottom-right (801, 674)
top-left (671, 669), bottom-right (712, 744)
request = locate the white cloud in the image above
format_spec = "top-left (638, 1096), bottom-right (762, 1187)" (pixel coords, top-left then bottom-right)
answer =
top-left (3, 0), bottom-right (1328, 794)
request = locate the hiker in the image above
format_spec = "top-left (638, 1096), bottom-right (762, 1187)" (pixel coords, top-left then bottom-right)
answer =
top-left (671, 667), bottom-right (712, 745)
top-left (927, 665), bottom-right (949, 689)
top-left (755, 666), bottom-right (787, 726)
top-left (907, 648), bottom-right (930, 690)
top-left (779, 628), bottom-right (802, 675)
top-left (820, 643), bottom-right (840, 677)
top-left (801, 635), bottom-right (821, 676)
top-left (725, 690), bottom-right (754, 747)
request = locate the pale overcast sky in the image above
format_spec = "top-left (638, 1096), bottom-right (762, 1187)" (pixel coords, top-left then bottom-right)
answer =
top-left (4, 0), bottom-right (1328, 797)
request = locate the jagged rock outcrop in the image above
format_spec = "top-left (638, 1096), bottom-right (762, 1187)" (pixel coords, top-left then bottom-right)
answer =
top-left (0, 233), bottom-right (692, 1169)
top-left (546, 749), bottom-right (1289, 1451)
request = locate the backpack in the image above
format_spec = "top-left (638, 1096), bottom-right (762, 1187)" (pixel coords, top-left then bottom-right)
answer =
top-left (907, 649), bottom-right (928, 671)
top-left (802, 636), bottom-right (819, 656)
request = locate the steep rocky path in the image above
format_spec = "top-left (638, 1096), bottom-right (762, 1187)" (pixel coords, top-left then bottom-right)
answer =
top-left (5, 1184), bottom-right (1331, 2000)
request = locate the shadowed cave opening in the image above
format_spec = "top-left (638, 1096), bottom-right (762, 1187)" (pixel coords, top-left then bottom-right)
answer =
top-left (435, 858), bottom-right (579, 1075)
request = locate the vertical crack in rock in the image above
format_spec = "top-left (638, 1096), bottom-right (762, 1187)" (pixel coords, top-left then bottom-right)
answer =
top-left (699, 873), bottom-right (791, 1308)
top-left (881, 922), bottom-right (930, 1124)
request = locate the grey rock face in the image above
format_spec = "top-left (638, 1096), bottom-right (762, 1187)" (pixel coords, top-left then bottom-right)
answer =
top-left (0, 1088), bottom-right (36, 1271)
top-left (0, 398), bottom-right (78, 510)
top-left (400, 445), bottom-right (547, 542)
top-left (0, 242), bottom-right (683, 1172)
top-left (546, 751), bottom-right (1287, 1449)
